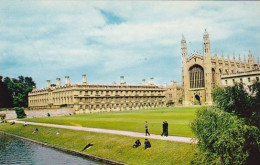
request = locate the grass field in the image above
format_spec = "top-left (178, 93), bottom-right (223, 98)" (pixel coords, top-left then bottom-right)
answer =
top-left (23, 106), bottom-right (198, 137)
top-left (0, 123), bottom-right (196, 165)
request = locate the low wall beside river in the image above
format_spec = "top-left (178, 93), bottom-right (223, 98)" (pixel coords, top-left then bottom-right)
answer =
top-left (0, 108), bottom-right (75, 120)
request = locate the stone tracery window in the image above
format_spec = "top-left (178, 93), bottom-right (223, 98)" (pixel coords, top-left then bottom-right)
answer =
top-left (212, 68), bottom-right (216, 83)
top-left (189, 65), bottom-right (205, 89)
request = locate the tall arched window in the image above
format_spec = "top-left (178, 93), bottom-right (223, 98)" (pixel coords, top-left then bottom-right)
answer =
top-left (189, 65), bottom-right (205, 89)
top-left (212, 68), bottom-right (216, 83)
top-left (219, 69), bottom-right (222, 74)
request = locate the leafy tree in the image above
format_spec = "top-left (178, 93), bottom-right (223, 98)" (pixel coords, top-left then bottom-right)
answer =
top-left (14, 107), bottom-right (26, 118)
top-left (0, 76), bottom-right (13, 108)
top-left (192, 81), bottom-right (260, 164)
top-left (212, 82), bottom-right (260, 128)
top-left (3, 76), bottom-right (36, 108)
top-left (191, 107), bottom-right (260, 165)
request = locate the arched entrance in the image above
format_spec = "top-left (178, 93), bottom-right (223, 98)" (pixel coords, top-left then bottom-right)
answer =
top-left (195, 95), bottom-right (201, 105)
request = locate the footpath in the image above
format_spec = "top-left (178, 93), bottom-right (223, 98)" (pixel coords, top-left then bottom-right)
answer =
top-left (9, 120), bottom-right (197, 144)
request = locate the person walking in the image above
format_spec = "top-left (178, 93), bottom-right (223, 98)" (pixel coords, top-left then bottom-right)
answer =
top-left (165, 121), bottom-right (168, 137)
top-left (161, 121), bottom-right (166, 136)
top-left (145, 121), bottom-right (150, 136)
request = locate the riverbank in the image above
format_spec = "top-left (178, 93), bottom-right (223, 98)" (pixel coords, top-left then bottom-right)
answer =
top-left (0, 123), bottom-right (195, 165)
top-left (0, 131), bottom-right (121, 165)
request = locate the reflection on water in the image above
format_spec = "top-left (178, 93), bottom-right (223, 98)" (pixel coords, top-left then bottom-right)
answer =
top-left (0, 133), bottom-right (98, 165)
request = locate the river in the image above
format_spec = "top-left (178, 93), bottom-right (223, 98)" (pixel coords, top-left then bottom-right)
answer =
top-left (0, 133), bottom-right (98, 165)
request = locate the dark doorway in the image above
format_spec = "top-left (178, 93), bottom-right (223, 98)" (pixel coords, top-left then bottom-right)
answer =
top-left (195, 95), bottom-right (201, 105)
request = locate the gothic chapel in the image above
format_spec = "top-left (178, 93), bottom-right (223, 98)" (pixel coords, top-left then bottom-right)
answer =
top-left (181, 30), bottom-right (257, 105)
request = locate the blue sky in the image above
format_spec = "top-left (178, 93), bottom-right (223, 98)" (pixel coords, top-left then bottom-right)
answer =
top-left (0, 1), bottom-right (259, 88)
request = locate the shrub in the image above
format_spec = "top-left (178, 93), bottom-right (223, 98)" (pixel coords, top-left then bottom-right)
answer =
top-left (166, 101), bottom-right (174, 106)
top-left (14, 107), bottom-right (26, 119)
top-left (191, 107), bottom-right (260, 165)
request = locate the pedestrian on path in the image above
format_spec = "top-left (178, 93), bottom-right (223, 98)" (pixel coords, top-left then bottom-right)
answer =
top-left (145, 121), bottom-right (150, 136)
top-left (161, 121), bottom-right (166, 136)
top-left (165, 121), bottom-right (168, 137)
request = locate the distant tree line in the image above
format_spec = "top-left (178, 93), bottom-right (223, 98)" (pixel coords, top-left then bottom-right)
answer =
top-left (0, 75), bottom-right (35, 108)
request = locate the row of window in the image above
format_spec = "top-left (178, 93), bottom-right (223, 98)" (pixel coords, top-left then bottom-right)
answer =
top-left (29, 97), bottom-right (74, 104)
top-left (224, 77), bottom-right (259, 85)
top-left (78, 102), bottom-right (164, 110)
top-left (79, 90), bottom-right (164, 95)
top-left (79, 97), bottom-right (162, 103)
top-left (217, 61), bottom-right (252, 68)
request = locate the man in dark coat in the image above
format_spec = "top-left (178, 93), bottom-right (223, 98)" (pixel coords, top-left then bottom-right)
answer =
top-left (161, 121), bottom-right (166, 136)
top-left (165, 121), bottom-right (168, 137)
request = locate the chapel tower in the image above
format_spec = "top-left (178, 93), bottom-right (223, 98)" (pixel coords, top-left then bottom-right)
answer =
top-left (181, 35), bottom-right (189, 105)
top-left (203, 29), bottom-right (213, 105)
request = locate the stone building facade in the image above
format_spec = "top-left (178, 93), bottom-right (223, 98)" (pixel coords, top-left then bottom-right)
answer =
top-left (28, 75), bottom-right (166, 113)
top-left (164, 81), bottom-right (183, 106)
top-left (181, 30), bottom-right (259, 105)
top-left (221, 70), bottom-right (260, 87)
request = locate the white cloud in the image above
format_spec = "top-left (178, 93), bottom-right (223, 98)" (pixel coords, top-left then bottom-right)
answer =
top-left (0, 1), bottom-right (259, 88)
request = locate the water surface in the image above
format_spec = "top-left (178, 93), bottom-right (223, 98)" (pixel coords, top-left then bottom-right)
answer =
top-left (0, 133), bottom-right (98, 165)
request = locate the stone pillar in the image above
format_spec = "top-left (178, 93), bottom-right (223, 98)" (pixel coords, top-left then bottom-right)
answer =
top-left (150, 77), bottom-right (154, 85)
top-left (82, 74), bottom-right (87, 84)
top-left (65, 76), bottom-right (70, 85)
top-left (120, 76), bottom-right (125, 85)
top-left (56, 78), bottom-right (61, 87)
top-left (142, 79), bottom-right (146, 85)
top-left (47, 80), bottom-right (51, 88)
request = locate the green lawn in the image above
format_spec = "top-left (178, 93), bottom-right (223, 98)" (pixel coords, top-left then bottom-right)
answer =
top-left (0, 123), bottom-right (196, 165)
top-left (23, 106), bottom-right (198, 137)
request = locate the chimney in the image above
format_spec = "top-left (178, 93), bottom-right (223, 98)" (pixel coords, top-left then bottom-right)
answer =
top-left (120, 76), bottom-right (125, 85)
top-left (172, 81), bottom-right (177, 86)
top-left (47, 80), bottom-right (51, 88)
top-left (142, 79), bottom-right (146, 85)
top-left (56, 78), bottom-right (61, 87)
top-left (150, 77), bottom-right (154, 85)
top-left (82, 74), bottom-right (87, 84)
top-left (65, 76), bottom-right (70, 86)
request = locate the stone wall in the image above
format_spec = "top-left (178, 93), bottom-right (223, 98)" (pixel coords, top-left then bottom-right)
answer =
top-left (0, 108), bottom-right (75, 120)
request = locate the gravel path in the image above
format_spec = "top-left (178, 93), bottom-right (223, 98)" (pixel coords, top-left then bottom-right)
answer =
top-left (9, 120), bottom-right (197, 144)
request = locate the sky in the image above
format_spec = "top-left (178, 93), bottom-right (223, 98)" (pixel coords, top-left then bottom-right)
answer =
top-left (0, 1), bottom-right (259, 89)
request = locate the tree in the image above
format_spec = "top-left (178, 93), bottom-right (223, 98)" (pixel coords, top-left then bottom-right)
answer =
top-left (3, 76), bottom-right (36, 108)
top-left (212, 82), bottom-right (260, 128)
top-left (0, 76), bottom-right (13, 108)
top-left (191, 107), bottom-right (260, 165)
top-left (14, 107), bottom-right (26, 118)
top-left (191, 81), bottom-right (260, 164)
